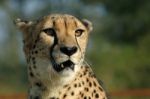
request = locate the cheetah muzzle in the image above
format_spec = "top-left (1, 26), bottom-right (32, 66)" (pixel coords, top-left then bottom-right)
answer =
top-left (49, 39), bottom-right (76, 72)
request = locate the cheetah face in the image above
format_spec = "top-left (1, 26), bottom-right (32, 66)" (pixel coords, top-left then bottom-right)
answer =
top-left (15, 14), bottom-right (92, 74)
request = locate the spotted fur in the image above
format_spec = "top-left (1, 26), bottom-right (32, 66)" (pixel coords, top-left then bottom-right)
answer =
top-left (15, 14), bottom-right (108, 99)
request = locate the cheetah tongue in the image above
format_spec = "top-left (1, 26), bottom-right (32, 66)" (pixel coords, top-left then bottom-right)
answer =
top-left (61, 60), bottom-right (75, 70)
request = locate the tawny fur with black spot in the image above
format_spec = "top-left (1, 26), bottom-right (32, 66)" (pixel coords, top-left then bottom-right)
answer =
top-left (15, 14), bottom-right (108, 99)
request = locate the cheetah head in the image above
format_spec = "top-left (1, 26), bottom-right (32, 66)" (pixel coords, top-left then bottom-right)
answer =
top-left (15, 14), bottom-right (92, 78)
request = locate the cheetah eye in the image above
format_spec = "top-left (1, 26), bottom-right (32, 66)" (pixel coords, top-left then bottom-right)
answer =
top-left (75, 29), bottom-right (84, 37)
top-left (42, 28), bottom-right (55, 36)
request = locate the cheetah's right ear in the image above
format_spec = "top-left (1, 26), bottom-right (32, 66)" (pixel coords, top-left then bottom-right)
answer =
top-left (14, 18), bottom-right (34, 53)
top-left (14, 18), bottom-right (33, 40)
top-left (14, 18), bottom-right (33, 33)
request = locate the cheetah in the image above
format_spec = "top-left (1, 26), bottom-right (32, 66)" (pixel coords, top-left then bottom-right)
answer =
top-left (15, 14), bottom-right (108, 99)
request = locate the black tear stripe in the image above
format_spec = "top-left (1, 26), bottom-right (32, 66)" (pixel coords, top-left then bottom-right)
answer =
top-left (49, 20), bottom-right (59, 71)
top-left (49, 19), bottom-right (64, 72)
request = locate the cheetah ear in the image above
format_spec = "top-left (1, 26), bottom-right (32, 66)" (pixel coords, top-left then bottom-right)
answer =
top-left (14, 18), bottom-right (33, 32)
top-left (14, 18), bottom-right (34, 53)
top-left (14, 18), bottom-right (33, 40)
top-left (82, 19), bottom-right (93, 32)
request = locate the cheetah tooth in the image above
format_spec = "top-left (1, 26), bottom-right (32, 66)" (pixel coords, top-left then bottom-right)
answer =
top-left (61, 64), bottom-right (64, 68)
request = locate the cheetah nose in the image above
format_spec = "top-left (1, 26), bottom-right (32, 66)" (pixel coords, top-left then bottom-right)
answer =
top-left (60, 46), bottom-right (77, 56)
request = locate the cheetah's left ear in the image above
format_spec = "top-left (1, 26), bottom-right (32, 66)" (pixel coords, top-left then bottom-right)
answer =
top-left (82, 19), bottom-right (93, 32)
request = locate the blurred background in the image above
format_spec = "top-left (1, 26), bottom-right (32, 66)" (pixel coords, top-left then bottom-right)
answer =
top-left (0, 0), bottom-right (150, 99)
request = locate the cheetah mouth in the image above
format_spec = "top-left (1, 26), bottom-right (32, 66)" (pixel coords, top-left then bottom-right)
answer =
top-left (49, 43), bottom-right (75, 72)
top-left (52, 60), bottom-right (75, 72)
